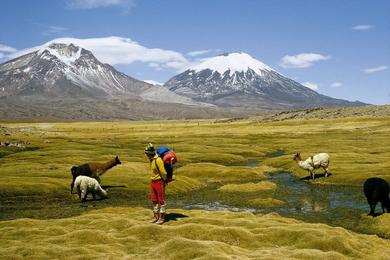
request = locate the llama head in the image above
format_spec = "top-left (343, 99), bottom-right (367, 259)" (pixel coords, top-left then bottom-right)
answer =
top-left (293, 152), bottom-right (301, 161)
top-left (115, 156), bottom-right (121, 165)
top-left (100, 188), bottom-right (108, 198)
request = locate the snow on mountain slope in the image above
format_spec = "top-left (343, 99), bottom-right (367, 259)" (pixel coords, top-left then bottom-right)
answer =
top-left (38, 43), bottom-right (82, 66)
top-left (192, 52), bottom-right (274, 76)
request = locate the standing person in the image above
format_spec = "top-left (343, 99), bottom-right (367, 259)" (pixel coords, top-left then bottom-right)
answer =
top-left (144, 143), bottom-right (167, 224)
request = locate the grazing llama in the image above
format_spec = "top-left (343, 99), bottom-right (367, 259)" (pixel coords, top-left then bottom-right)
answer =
top-left (363, 177), bottom-right (390, 216)
top-left (74, 176), bottom-right (108, 202)
top-left (293, 152), bottom-right (330, 180)
top-left (70, 156), bottom-right (121, 194)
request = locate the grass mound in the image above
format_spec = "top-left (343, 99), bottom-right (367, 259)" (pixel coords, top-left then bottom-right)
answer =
top-left (248, 198), bottom-right (285, 208)
top-left (357, 213), bottom-right (390, 239)
top-left (1, 207), bottom-right (390, 259)
top-left (218, 181), bottom-right (277, 193)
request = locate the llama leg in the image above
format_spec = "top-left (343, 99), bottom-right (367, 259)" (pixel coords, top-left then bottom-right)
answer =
top-left (81, 189), bottom-right (87, 202)
top-left (70, 180), bottom-right (75, 194)
top-left (77, 186), bottom-right (81, 200)
top-left (369, 203), bottom-right (376, 216)
top-left (381, 202), bottom-right (385, 213)
top-left (323, 167), bottom-right (328, 177)
top-left (92, 192), bottom-right (96, 201)
top-left (311, 171), bottom-right (315, 180)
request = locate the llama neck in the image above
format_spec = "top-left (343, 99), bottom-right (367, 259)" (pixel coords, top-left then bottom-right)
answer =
top-left (297, 160), bottom-right (305, 167)
top-left (99, 158), bottom-right (117, 173)
top-left (294, 157), bottom-right (302, 164)
top-left (105, 158), bottom-right (117, 169)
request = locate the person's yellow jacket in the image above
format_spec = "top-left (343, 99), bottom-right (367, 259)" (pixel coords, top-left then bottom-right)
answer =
top-left (150, 154), bottom-right (167, 181)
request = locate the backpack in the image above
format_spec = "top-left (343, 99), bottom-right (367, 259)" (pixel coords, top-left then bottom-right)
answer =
top-left (156, 146), bottom-right (177, 181)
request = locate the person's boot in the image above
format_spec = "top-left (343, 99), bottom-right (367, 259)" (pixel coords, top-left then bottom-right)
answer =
top-left (150, 212), bottom-right (159, 223)
top-left (156, 213), bottom-right (165, 224)
top-left (150, 204), bottom-right (160, 223)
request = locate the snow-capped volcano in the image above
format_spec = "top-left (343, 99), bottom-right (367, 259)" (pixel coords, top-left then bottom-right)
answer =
top-left (165, 52), bottom-right (363, 108)
top-left (192, 52), bottom-right (275, 76)
top-left (0, 42), bottom-right (151, 98)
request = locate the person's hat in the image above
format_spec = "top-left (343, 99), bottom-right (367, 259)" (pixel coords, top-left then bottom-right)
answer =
top-left (144, 143), bottom-right (155, 154)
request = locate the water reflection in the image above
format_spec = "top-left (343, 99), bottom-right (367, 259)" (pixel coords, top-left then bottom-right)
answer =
top-left (181, 172), bottom-right (368, 231)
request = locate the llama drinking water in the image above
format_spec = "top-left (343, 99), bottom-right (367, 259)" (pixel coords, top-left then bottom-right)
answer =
top-left (70, 156), bottom-right (121, 194)
top-left (293, 152), bottom-right (330, 180)
top-left (363, 177), bottom-right (390, 216)
top-left (74, 175), bottom-right (108, 202)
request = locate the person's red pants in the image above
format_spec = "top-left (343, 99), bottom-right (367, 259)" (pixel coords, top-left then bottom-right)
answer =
top-left (150, 179), bottom-right (165, 205)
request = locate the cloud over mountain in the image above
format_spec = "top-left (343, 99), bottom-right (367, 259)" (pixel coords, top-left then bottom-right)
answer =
top-left (10, 37), bottom-right (191, 71)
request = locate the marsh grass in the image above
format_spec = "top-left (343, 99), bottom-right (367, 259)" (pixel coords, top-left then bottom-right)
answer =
top-left (1, 115), bottom-right (390, 257)
top-left (1, 207), bottom-right (390, 259)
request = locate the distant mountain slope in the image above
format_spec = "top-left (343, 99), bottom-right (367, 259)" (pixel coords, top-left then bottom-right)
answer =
top-left (252, 105), bottom-right (389, 123)
top-left (0, 97), bottom-right (240, 121)
top-left (165, 52), bottom-right (365, 108)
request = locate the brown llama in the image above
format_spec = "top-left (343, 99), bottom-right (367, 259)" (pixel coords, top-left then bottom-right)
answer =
top-left (70, 156), bottom-right (121, 194)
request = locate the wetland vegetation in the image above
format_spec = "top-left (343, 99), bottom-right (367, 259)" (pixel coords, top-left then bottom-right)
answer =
top-left (1, 110), bottom-right (390, 258)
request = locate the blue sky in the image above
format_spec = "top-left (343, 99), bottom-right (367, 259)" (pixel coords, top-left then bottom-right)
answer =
top-left (0, 0), bottom-right (389, 104)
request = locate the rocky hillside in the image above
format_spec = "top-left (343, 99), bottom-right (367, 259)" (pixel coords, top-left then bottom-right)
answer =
top-left (253, 105), bottom-right (390, 122)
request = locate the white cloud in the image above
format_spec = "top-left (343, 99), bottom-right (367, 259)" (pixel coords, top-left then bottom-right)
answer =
top-left (10, 36), bottom-right (191, 71)
top-left (43, 26), bottom-right (69, 36)
top-left (0, 43), bottom-right (17, 53)
top-left (330, 82), bottom-right (343, 88)
top-left (302, 82), bottom-right (319, 90)
top-left (187, 50), bottom-right (213, 57)
top-left (66, 0), bottom-right (135, 9)
top-left (280, 53), bottom-right (330, 68)
top-left (148, 62), bottom-right (162, 70)
top-left (143, 80), bottom-right (164, 86)
top-left (363, 65), bottom-right (388, 73)
top-left (0, 43), bottom-right (17, 62)
top-left (352, 24), bottom-right (374, 30)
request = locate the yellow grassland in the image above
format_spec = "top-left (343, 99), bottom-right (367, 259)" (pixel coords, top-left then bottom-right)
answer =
top-left (1, 207), bottom-right (390, 259)
top-left (1, 114), bottom-right (390, 258)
